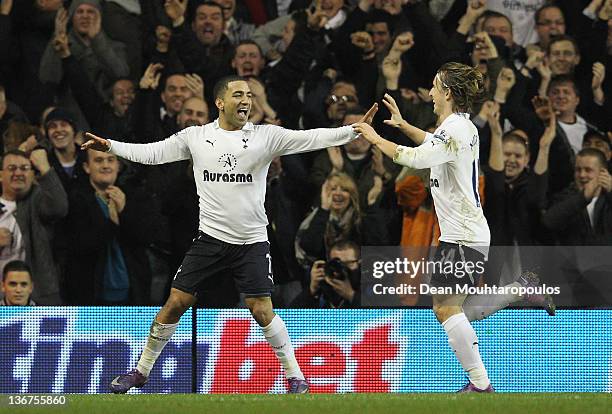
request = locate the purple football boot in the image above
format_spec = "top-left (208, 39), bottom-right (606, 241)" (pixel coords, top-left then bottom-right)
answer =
top-left (519, 271), bottom-right (556, 316)
top-left (457, 382), bottom-right (495, 393)
top-left (287, 377), bottom-right (310, 394)
top-left (109, 369), bottom-right (148, 394)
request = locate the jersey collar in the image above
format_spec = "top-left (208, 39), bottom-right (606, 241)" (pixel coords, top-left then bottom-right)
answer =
top-left (212, 119), bottom-right (255, 132)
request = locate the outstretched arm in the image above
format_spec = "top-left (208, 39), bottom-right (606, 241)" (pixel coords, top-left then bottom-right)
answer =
top-left (267, 104), bottom-right (379, 156)
top-left (352, 122), bottom-right (455, 169)
top-left (82, 131), bottom-right (191, 165)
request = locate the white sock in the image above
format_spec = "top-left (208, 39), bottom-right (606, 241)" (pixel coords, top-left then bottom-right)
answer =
top-left (442, 313), bottom-right (490, 389)
top-left (463, 282), bottom-right (522, 321)
top-left (261, 315), bottom-right (304, 380)
top-left (136, 321), bottom-right (179, 377)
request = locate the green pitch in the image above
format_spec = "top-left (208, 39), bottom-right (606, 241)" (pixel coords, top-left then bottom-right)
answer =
top-left (2, 393), bottom-right (610, 414)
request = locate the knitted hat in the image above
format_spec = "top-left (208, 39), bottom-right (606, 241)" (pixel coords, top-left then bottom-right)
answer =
top-left (44, 107), bottom-right (76, 133)
top-left (68, 0), bottom-right (102, 18)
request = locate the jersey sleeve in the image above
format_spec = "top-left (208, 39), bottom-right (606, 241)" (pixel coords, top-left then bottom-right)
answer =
top-left (108, 127), bottom-right (192, 164)
top-left (393, 130), bottom-right (463, 169)
top-left (262, 124), bottom-right (358, 157)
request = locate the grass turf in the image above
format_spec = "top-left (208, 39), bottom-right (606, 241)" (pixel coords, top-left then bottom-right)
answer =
top-left (1, 394), bottom-right (610, 414)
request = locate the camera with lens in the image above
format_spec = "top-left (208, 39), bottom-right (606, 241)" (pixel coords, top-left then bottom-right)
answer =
top-left (324, 258), bottom-right (351, 280)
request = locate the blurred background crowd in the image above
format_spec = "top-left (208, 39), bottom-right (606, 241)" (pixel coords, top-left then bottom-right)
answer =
top-left (0, 0), bottom-right (610, 308)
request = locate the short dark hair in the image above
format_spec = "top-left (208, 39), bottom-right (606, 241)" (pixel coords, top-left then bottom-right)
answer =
top-left (189, 0), bottom-right (224, 23)
top-left (3, 260), bottom-right (32, 282)
top-left (161, 72), bottom-right (187, 92)
top-left (547, 74), bottom-right (580, 97)
top-left (583, 131), bottom-right (611, 151)
top-left (547, 34), bottom-right (579, 56)
top-left (482, 10), bottom-right (513, 30)
top-left (213, 75), bottom-right (245, 100)
top-left (535, 4), bottom-right (563, 25)
top-left (436, 62), bottom-right (486, 113)
top-left (329, 240), bottom-right (360, 259)
top-left (1, 149), bottom-right (30, 168)
top-left (233, 40), bottom-right (263, 59)
top-left (502, 133), bottom-right (529, 153)
top-left (577, 148), bottom-right (607, 168)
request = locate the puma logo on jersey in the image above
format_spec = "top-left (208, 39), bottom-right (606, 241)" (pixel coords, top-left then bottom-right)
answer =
top-left (206, 139), bottom-right (215, 147)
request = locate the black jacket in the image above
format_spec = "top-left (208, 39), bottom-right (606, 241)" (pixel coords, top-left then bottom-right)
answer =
top-left (64, 181), bottom-right (155, 304)
top-left (542, 185), bottom-right (612, 245)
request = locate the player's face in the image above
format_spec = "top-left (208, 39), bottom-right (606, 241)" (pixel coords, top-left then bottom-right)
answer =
top-left (548, 40), bottom-right (579, 75)
top-left (547, 82), bottom-right (579, 115)
top-left (161, 75), bottom-right (191, 116)
top-left (429, 75), bottom-right (449, 116)
top-left (47, 120), bottom-right (75, 151)
top-left (111, 80), bottom-right (135, 117)
top-left (583, 137), bottom-right (611, 161)
top-left (178, 98), bottom-right (209, 128)
top-left (574, 155), bottom-right (602, 191)
top-left (536, 7), bottom-right (565, 47)
top-left (192, 5), bottom-right (224, 46)
top-left (232, 44), bottom-right (265, 77)
top-left (219, 81), bottom-right (252, 128)
top-left (1, 271), bottom-right (33, 306)
top-left (1, 155), bottom-right (34, 199)
top-left (503, 140), bottom-right (529, 179)
top-left (84, 150), bottom-right (119, 187)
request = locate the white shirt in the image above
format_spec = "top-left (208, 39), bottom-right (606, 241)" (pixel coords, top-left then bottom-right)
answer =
top-left (586, 196), bottom-right (598, 228)
top-left (559, 115), bottom-right (588, 155)
top-left (393, 113), bottom-right (491, 255)
top-left (486, 0), bottom-right (545, 46)
top-left (0, 197), bottom-right (26, 273)
top-left (109, 120), bottom-right (357, 244)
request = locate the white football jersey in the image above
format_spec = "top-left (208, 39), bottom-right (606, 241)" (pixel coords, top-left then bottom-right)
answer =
top-left (394, 113), bottom-right (490, 255)
top-left (108, 120), bottom-right (357, 244)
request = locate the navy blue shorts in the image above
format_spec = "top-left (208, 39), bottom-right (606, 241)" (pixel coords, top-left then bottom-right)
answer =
top-left (171, 232), bottom-right (274, 298)
top-left (429, 242), bottom-right (485, 289)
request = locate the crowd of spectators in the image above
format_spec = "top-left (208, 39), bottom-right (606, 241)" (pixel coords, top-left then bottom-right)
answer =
top-left (0, 0), bottom-right (610, 307)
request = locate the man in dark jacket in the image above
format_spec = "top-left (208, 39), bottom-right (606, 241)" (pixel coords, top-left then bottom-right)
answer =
top-left (542, 148), bottom-right (612, 305)
top-left (65, 148), bottom-right (155, 305)
top-left (1, 149), bottom-right (67, 304)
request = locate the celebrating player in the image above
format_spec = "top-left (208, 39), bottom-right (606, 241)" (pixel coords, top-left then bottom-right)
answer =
top-left (353, 62), bottom-right (541, 393)
top-left (83, 76), bottom-right (378, 394)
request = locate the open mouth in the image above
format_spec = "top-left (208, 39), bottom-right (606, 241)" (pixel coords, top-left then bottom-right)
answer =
top-left (237, 107), bottom-right (249, 120)
top-left (332, 194), bottom-right (346, 203)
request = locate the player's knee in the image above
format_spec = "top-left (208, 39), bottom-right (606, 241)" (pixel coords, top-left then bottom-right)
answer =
top-left (248, 300), bottom-right (274, 326)
top-left (433, 304), bottom-right (459, 324)
top-left (165, 292), bottom-right (194, 315)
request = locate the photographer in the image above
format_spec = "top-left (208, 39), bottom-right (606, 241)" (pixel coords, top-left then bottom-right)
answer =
top-left (291, 240), bottom-right (361, 308)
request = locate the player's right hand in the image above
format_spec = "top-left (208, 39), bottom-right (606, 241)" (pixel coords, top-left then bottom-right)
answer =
top-left (81, 132), bottom-right (111, 152)
top-left (382, 93), bottom-right (405, 128)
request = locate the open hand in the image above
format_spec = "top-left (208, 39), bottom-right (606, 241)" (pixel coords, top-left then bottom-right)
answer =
top-left (81, 132), bottom-right (111, 152)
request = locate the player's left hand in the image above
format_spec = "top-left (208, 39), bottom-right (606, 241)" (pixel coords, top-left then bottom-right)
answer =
top-left (358, 103), bottom-right (378, 125)
top-left (352, 122), bottom-right (381, 145)
top-left (325, 276), bottom-right (355, 302)
top-left (599, 169), bottom-right (612, 192)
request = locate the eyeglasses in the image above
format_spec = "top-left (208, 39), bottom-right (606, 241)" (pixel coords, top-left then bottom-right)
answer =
top-left (4, 165), bottom-right (32, 172)
top-left (325, 95), bottom-right (357, 106)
